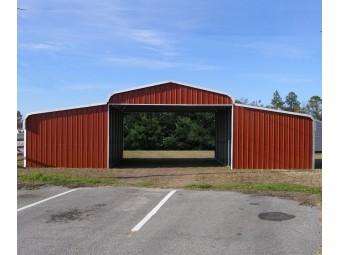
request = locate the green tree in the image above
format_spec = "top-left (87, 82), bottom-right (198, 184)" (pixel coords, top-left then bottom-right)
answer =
top-left (306, 96), bottom-right (322, 120)
top-left (123, 112), bottom-right (215, 150)
top-left (271, 90), bottom-right (284, 110)
top-left (17, 111), bottom-right (23, 129)
top-left (235, 98), bottom-right (249, 105)
top-left (285, 92), bottom-right (301, 112)
top-left (124, 113), bottom-right (164, 150)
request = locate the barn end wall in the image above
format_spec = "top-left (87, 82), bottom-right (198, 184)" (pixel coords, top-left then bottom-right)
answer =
top-left (233, 105), bottom-right (313, 169)
top-left (25, 105), bottom-right (108, 168)
top-left (108, 82), bottom-right (233, 105)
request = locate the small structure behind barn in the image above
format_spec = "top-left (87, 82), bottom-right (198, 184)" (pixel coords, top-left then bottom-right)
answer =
top-left (314, 120), bottom-right (322, 152)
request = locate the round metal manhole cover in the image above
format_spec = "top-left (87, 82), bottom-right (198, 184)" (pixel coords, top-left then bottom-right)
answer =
top-left (258, 212), bottom-right (296, 221)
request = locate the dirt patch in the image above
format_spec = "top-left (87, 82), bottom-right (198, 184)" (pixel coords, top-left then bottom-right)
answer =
top-left (17, 155), bottom-right (24, 168)
top-left (124, 150), bottom-right (215, 159)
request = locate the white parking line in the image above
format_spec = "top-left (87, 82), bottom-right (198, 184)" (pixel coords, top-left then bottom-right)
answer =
top-left (131, 190), bottom-right (176, 233)
top-left (17, 189), bottom-right (78, 212)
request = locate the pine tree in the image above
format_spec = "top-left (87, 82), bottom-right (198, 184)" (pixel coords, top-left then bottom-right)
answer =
top-left (270, 90), bottom-right (284, 110)
top-left (17, 111), bottom-right (23, 129)
top-left (306, 96), bottom-right (322, 120)
top-left (285, 92), bottom-right (301, 112)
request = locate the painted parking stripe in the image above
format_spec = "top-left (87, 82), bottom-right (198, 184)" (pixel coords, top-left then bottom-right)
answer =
top-left (131, 190), bottom-right (176, 233)
top-left (17, 189), bottom-right (78, 212)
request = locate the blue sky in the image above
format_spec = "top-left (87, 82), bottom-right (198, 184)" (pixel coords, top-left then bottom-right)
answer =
top-left (17, 0), bottom-right (321, 116)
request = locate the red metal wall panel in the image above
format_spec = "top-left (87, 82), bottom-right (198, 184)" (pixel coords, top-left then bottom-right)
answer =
top-left (26, 105), bottom-right (108, 168)
top-left (233, 105), bottom-right (313, 169)
top-left (108, 82), bottom-right (233, 105)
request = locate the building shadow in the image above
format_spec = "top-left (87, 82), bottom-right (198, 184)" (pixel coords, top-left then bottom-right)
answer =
top-left (114, 158), bottom-right (223, 168)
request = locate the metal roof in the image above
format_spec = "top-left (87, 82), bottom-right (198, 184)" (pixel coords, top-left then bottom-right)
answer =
top-left (234, 103), bottom-right (314, 120)
top-left (106, 80), bottom-right (234, 103)
top-left (24, 102), bottom-right (107, 121)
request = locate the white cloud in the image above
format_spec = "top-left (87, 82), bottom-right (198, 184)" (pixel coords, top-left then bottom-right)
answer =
top-left (129, 29), bottom-right (169, 47)
top-left (120, 29), bottom-right (179, 56)
top-left (18, 43), bottom-right (68, 51)
top-left (53, 83), bottom-right (118, 91)
top-left (242, 73), bottom-right (314, 85)
top-left (233, 41), bottom-right (312, 60)
top-left (17, 1), bottom-right (184, 57)
top-left (106, 56), bottom-right (220, 70)
top-left (32, 44), bottom-right (58, 50)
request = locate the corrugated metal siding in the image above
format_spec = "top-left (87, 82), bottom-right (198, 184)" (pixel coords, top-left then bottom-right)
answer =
top-left (233, 105), bottom-right (313, 169)
top-left (215, 108), bottom-right (232, 166)
top-left (314, 120), bottom-right (322, 152)
top-left (109, 106), bottom-right (124, 166)
top-left (108, 82), bottom-right (233, 105)
top-left (26, 105), bottom-right (108, 168)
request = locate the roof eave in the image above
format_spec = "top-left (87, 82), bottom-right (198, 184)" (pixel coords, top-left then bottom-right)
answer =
top-left (234, 103), bottom-right (314, 120)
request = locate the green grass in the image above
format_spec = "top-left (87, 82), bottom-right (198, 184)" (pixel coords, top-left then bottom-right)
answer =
top-left (131, 181), bottom-right (156, 188)
top-left (18, 171), bottom-right (120, 186)
top-left (185, 184), bottom-right (213, 189)
top-left (184, 183), bottom-right (322, 196)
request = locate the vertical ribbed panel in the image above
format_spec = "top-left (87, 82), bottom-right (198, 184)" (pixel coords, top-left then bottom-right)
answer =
top-left (108, 106), bottom-right (124, 167)
top-left (215, 108), bottom-right (232, 166)
top-left (314, 120), bottom-right (322, 152)
top-left (26, 105), bottom-right (108, 168)
top-left (109, 82), bottom-right (233, 105)
top-left (233, 106), bottom-right (313, 169)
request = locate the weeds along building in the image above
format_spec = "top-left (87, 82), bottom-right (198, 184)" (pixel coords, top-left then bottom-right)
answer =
top-left (24, 81), bottom-right (315, 169)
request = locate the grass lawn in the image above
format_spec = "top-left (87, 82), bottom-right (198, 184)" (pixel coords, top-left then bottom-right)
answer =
top-left (17, 151), bottom-right (322, 207)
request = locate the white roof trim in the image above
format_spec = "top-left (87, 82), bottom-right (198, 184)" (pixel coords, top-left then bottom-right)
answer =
top-left (109, 103), bottom-right (233, 106)
top-left (234, 103), bottom-right (314, 120)
top-left (24, 102), bottom-right (107, 123)
top-left (106, 80), bottom-right (234, 103)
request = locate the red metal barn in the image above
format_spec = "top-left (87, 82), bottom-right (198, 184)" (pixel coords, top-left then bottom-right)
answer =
top-left (24, 81), bottom-right (314, 169)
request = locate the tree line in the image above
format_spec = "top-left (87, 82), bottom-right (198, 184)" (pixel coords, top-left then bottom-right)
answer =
top-left (124, 112), bottom-right (215, 150)
top-left (236, 91), bottom-right (322, 121)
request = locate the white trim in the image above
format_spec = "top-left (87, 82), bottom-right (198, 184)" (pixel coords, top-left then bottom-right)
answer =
top-left (23, 118), bottom-right (26, 168)
top-left (234, 103), bottom-right (314, 120)
top-left (108, 103), bottom-right (233, 107)
top-left (24, 102), bottom-right (107, 120)
top-left (312, 120), bottom-right (316, 169)
top-left (107, 80), bottom-right (234, 103)
top-left (107, 104), bottom-right (110, 169)
top-left (230, 105), bottom-right (234, 169)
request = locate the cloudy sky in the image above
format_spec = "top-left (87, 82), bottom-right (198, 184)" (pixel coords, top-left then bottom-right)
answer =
top-left (17, 0), bottom-right (321, 116)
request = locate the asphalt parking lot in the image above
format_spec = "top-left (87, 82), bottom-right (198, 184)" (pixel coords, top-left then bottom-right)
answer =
top-left (17, 186), bottom-right (321, 255)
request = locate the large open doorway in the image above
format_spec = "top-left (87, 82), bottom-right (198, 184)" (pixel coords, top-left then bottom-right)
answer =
top-left (108, 105), bottom-right (232, 168)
